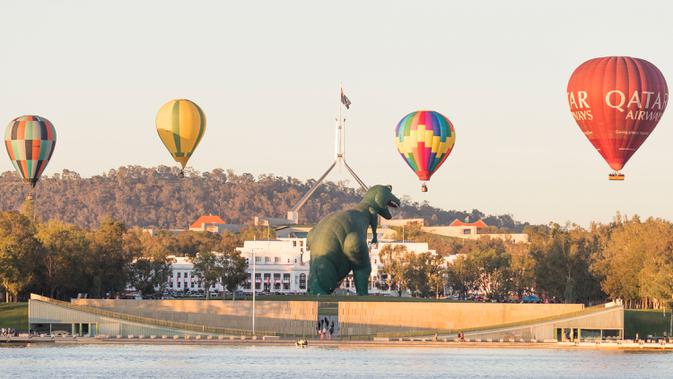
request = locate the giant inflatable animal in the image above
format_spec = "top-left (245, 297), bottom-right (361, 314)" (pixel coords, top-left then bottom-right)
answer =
top-left (307, 185), bottom-right (400, 295)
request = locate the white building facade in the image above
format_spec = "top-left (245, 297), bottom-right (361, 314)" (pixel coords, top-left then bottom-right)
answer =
top-left (166, 238), bottom-right (310, 294)
top-left (164, 238), bottom-right (436, 295)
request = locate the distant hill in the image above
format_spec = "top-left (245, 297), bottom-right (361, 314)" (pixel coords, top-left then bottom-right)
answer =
top-left (0, 166), bottom-right (529, 231)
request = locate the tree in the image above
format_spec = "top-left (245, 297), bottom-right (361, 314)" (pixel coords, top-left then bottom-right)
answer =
top-left (530, 224), bottom-right (604, 304)
top-left (218, 250), bottom-right (248, 300)
top-left (446, 255), bottom-right (478, 299)
top-left (0, 211), bottom-right (42, 302)
top-left (35, 220), bottom-right (89, 299)
top-left (508, 242), bottom-right (535, 299)
top-left (85, 218), bottom-right (134, 298)
top-left (128, 256), bottom-right (173, 297)
top-left (593, 216), bottom-right (673, 308)
top-left (192, 251), bottom-right (224, 299)
top-left (425, 253), bottom-right (447, 298)
top-left (405, 253), bottom-right (430, 297)
top-left (468, 240), bottom-right (513, 301)
top-left (379, 245), bottom-right (411, 296)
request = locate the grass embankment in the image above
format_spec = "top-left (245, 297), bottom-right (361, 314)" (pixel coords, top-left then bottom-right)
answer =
top-left (625, 309), bottom-right (671, 339)
top-left (0, 302), bottom-right (28, 331)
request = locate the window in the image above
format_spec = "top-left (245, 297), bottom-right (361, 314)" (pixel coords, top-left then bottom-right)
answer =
top-left (463, 228), bottom-right (472, 235)
top-left (273, 273), bottom-right (281, 290)
top-left (263, 273), bottom-right (271, 291)
top-left (255, 273), bottom-right (261, 290)
top-left (244, 273), bottom-right (251, 289)
top-left (169, 282), bottom-right (173, 288)
top-left (255, 256), bottom-right (262, 263)
top-left (299, 273), bottom-right (307, 290)
top-left (177, 272), bottom-right (182, 278)
top-left (191, 282), bottom-right (195, 288)
top-left (287, 258), bottom-right (290, 263)
top-left (293, 241), bottom-right (297, 247)
top-left (283, 274), bottom-right (290, 290)
top-left (265, 257), bottom-right (271, 264)
top-left (274, 257), bottom-right (281, 263)
top-left (177, 281), bottom-right (181, 288)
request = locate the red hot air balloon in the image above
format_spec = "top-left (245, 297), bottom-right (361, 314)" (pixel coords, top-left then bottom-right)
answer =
top-left (567, 56), bottom-right (668, 180)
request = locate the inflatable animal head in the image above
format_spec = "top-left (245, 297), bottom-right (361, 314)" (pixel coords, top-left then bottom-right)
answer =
top-left (362, 185), bottom-right (400, 220)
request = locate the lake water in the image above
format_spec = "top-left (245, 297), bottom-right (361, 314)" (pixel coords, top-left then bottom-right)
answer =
top-left (1, 344), bottom-right (672, 378)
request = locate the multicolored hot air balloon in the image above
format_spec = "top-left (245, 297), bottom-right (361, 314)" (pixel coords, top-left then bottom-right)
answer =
top-left (394, 110), bottom-right (456, 192)
top-left (567, 56), bottom-right (668, 180)
top-left (156, 99), bottom-right (206, 176)
top-left (4, 115), bottom-right (57, 191)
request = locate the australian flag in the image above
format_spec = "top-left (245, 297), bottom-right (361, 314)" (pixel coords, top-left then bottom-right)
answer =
top-left (340, 88), bottom-right (351, 109)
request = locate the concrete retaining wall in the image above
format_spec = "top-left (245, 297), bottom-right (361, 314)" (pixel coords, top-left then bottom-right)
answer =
top-left (338, 302), bottom-right (584, 336)
top-left (73, 299), bottom-right (318, 336)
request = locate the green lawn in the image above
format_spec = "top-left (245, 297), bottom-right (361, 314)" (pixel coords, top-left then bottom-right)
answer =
top-left (624, 309), bottom-right (671, 339)
top-left (0, 302), bottom-right (28, 331)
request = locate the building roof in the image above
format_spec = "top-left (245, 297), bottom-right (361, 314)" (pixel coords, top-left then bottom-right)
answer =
top-left (190, 215), bottom-right (226, 229)
top-left (449, 219), bottom-right (488, 228)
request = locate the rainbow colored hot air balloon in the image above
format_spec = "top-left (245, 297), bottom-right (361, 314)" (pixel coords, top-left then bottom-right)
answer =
top-left (156, 99), bottom-right (206, 176)
top-left (394, 110), bottom-right (456, 192)
top-left (567, 56), bottom-right (668, 180)
top-left (4, 115), bottom-right (57, 189)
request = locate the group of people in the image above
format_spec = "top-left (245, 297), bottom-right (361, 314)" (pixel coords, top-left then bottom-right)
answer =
top-left (316, 317), bottom-right (335, 340)
top-left (1, 328), bottom-right (16, 337)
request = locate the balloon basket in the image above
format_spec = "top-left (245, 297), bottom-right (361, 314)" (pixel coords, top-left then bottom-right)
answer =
top-left (609, 173), bottom-right (624, 181)
top-left (421, 184), bottom-right (428, 192)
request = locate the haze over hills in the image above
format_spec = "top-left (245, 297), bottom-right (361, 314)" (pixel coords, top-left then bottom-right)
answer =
top-left (0, 166), bottom-right (529, 231)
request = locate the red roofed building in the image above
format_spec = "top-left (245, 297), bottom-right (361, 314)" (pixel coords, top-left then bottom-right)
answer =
top-left (189, 215), bottom-right (236, 233)
top-left (448, 219), bottom-right (488, 228)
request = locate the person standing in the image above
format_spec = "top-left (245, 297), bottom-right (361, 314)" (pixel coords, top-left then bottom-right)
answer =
top-left (329, 322), bottom-right (335, 340)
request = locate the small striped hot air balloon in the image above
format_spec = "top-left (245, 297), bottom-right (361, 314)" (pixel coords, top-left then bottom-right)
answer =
top-left (4, 115), bottom-right (57, 193)
top-left (155, 99), bottom-right (206, 176)
top-left (394, 110), bottom-right (456, 192)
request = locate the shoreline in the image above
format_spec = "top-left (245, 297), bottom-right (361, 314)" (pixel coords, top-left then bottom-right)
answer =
top-left (3, 337), bottom-right (673, 351)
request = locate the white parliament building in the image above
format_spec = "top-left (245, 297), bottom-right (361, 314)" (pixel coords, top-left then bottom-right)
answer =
top-left (165, 237), bottom-right (435, 295)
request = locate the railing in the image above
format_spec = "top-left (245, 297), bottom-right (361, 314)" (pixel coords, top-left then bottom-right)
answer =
top-left (31, 295), bottom-right (276, 337)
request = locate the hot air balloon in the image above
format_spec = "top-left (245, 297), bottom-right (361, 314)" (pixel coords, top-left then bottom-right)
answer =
top-left (4, 115), bottom-right (57, 198)
top-left (156, 99), bottom-right (206, 177)
top-left (567, 56), bottom-right (668, 180)
top-left (394, 110), bottom-right (456, 192)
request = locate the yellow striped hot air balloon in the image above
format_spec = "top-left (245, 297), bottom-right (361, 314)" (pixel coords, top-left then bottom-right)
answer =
top-left (156, 99), bottom-right (206, 176)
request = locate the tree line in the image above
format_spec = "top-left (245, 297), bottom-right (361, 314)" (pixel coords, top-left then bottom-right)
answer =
top-left (383, 216), bottom-right (673, 309)
top-left (0, 166), bottom-right (528, 231)
top-left (0, 205), bottom-right (257, 302)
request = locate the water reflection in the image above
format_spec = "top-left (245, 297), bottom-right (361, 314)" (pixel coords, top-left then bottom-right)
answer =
top-left (1, 344), bottom-right (672, 379)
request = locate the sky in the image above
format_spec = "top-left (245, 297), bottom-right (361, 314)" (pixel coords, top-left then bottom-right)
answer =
top-left (1, 0), bottom-right (673, 226)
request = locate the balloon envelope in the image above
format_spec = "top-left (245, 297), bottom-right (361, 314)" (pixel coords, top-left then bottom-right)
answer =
top-left (4, 115), bottom-right (57, 187)
top-left (394, 110), bottom-right (456, 181)
top-left (567, 56), bottom-right (668, 172)
top-left (156, 99), bottom-right (206, 169)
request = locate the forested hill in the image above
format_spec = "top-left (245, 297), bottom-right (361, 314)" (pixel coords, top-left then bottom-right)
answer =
top-left (0, 166), bottom-right (529, 231)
